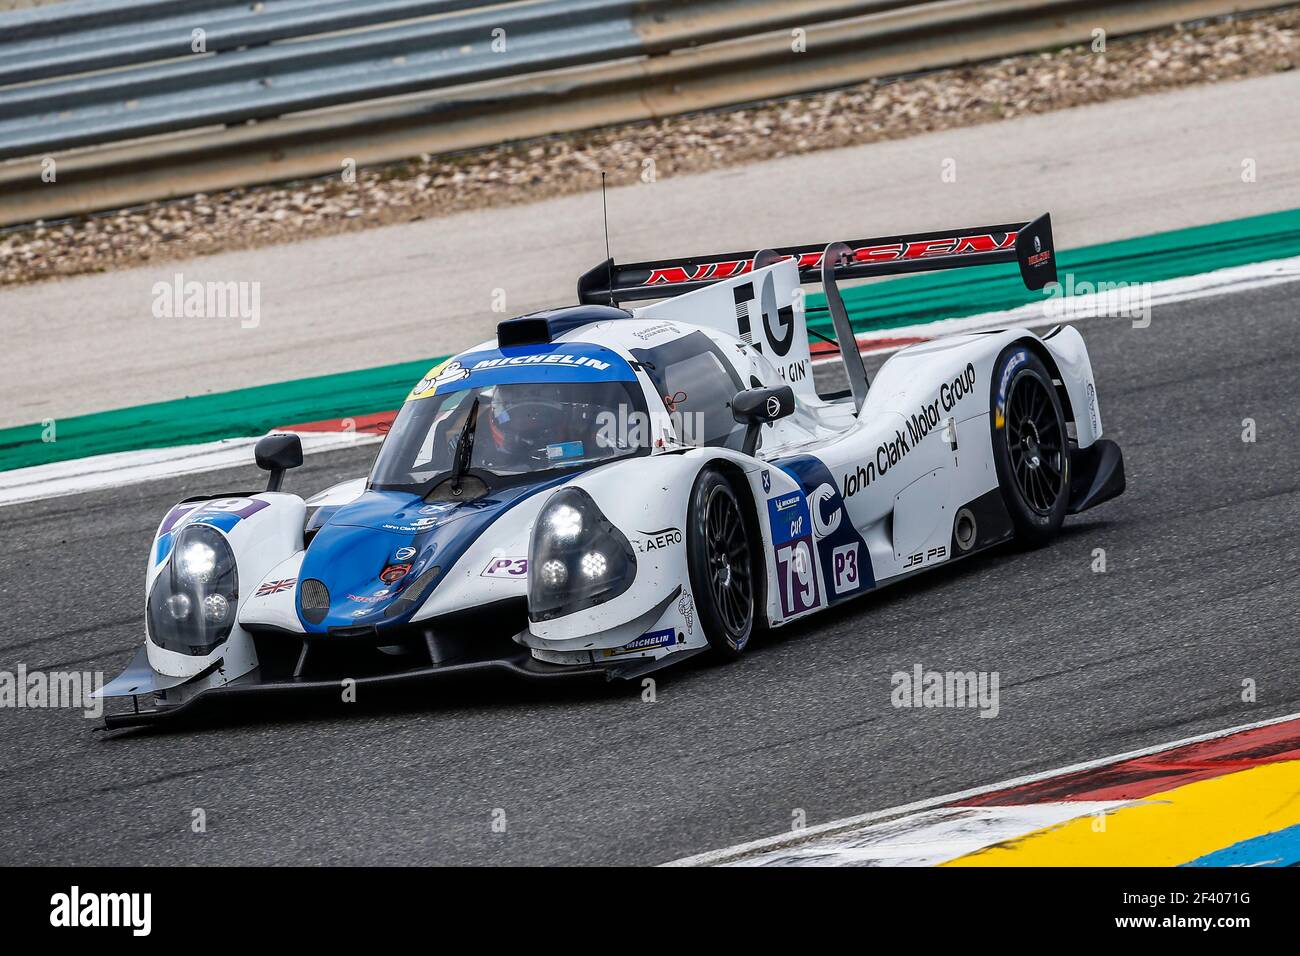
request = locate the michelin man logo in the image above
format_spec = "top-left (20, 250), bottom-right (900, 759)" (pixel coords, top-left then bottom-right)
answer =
top-left (412, 360), bottom-right (470, 397)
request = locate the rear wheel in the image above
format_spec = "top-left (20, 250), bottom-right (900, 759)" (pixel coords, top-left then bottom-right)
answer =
top-left (990, 347), bottom-right (1070, 547)
top-left (687, 468), bottom-right (754, 658)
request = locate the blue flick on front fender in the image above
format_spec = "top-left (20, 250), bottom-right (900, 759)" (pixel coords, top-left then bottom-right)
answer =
top-left (295, 482), bottom-right (566, 632)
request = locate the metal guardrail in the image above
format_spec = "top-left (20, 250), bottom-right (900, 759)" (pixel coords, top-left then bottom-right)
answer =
top-left (0, 0), bottom-right (1277, 225)
top-left (0, 1), bottom-right (497, 85)
top-left (0, 0), bottom-right (636, 158)
top-left (0, 0), bottom-right (913, 161)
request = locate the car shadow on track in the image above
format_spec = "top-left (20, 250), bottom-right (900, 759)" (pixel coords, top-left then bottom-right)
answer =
top-left (95, 671), bottom-right (643, 739)
top-left (753, 519), bottom-right (1115, 653)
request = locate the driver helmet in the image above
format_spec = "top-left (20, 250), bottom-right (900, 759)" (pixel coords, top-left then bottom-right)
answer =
top-left (486, 383), bottom-right (590, 459)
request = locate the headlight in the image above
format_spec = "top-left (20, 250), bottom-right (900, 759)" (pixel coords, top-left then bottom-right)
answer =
top-left (547, 504), bottom-right (584, 540)
top-left (540, 559), bottom-right (567, 588)
top-left (528, 488), bottom-right (635, 622)
top-left (147, 524), bottom-right (239, 656)
top-left (176, 539), bottom-right (218, 584)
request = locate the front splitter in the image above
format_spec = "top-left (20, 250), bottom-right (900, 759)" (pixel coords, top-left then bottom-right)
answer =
top-left (101, 651), bottom-right (614, 729)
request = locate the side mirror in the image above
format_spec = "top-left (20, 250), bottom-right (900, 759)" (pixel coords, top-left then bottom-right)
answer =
top-left (731, 385), bottom-right (794, 455)
top-left (255, 433), bottom-right (303, 492)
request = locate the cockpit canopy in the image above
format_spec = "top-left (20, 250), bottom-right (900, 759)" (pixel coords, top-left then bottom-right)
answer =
top-left (369, 343), bottom-right (649, 494)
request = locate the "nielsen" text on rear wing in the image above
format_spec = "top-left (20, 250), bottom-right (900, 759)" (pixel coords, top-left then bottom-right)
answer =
top-left (577, 213), bottom-right (1057, 305)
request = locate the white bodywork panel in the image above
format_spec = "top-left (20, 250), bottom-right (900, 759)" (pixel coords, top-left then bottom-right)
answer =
top-left (1041, 324), bottom-right (1103, 446)
top-left (146, 492), bottom-right (305, 684)
top-left (238, 550), bottom-right (306, 633)
top-left (305, 477), bottom-right (366, 508)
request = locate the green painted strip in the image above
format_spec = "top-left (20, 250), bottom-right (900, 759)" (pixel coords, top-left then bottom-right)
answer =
top-left (0, 357), bottom-right (440, 473)
top-left (3, 206), bottom-right (1300, 474)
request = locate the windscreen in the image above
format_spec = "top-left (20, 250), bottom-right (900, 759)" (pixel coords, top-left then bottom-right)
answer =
top-left (370, 380), bottom-right (649, 493)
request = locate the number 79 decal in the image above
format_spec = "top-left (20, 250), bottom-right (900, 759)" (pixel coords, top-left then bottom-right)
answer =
top-left (776, 539), bottom-right (819, 615)
top-left (768, 492), bottom-right (821, 618)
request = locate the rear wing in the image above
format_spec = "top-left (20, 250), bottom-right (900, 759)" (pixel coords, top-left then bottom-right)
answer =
top-left (577, 213), bottom-right (1057, 305)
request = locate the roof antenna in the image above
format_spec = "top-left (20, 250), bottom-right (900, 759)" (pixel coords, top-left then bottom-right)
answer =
top-left (601, 171), bottom-right (615, 306)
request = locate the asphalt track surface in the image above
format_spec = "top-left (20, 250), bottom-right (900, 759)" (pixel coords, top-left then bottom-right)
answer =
top-left (1, 282), bottom-right (1298, 865)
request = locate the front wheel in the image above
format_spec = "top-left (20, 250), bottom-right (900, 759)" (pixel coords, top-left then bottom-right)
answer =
top-left (990, 347), bottom-right (1070, 547)
top-left (686, 468), bottom-right (754, 658)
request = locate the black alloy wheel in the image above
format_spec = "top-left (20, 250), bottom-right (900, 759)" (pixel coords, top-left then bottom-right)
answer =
top-left (687, 468), bottom-right (754, 657)
top-left (990, 347), bottom-right (1071, 546)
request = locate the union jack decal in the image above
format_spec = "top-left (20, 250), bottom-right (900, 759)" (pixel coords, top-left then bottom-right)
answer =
top-left (256, 578), bottom-right (296, 596)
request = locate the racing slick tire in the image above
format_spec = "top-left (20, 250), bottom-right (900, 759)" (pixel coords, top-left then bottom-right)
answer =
top-left (990, 346), bottom-right (1071, 548)
top-left (687, 467), bottom-right (755, 659)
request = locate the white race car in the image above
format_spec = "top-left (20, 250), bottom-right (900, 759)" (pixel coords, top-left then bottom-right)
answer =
top-left (97, 213), bottom-right (1124, 726)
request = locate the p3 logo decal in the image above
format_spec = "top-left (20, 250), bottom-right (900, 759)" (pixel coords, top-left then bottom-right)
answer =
top-left (831, 543), bottom-right (859, 594)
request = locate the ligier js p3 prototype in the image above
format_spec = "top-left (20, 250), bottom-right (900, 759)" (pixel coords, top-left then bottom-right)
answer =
top-left (98, 213), bottom-right (1124, 726)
